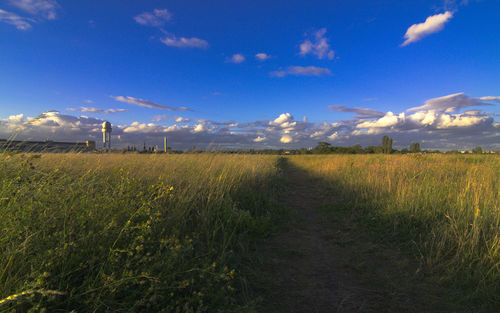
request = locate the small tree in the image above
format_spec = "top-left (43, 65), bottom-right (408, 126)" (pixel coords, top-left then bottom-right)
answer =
top-left (382, 136), bottom-right (393, 154)
top-left (472, 146), bottom-right (483, 154)
top-left (410, 142), bottom-right (421, 153)
top-left (313, 142), bottom-right (333, 154)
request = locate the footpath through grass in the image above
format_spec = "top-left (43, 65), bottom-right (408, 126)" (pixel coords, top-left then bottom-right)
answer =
top-left (0, 153), bottom-right (285, 312)
top-left (287, 154), bottom-right (499, 311)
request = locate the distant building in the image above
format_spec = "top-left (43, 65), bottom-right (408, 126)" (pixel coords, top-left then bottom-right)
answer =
top-left (0, 139), bottom-right (96, 153)
top-left (102, 121), bottom-right (112, 149)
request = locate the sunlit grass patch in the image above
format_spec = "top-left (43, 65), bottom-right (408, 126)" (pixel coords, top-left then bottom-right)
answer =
top-left (0, 153), bottom-right (283, 312)
top-left (288, 154), bottom-right (499, 305)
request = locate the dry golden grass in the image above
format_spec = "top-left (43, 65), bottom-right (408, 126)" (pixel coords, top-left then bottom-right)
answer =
top-left (288, 154), bottom-right (499, 303)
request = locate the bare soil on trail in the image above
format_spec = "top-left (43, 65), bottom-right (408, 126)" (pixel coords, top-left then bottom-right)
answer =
top-left (255, 163), bottom-right (470, 313)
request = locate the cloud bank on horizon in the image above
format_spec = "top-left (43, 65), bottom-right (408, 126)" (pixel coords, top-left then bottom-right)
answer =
top-left (1, 93), bottom-right (498, 150)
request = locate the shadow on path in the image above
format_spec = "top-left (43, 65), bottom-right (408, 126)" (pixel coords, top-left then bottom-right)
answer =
top-left (253, 158), bottom-right (470, 313)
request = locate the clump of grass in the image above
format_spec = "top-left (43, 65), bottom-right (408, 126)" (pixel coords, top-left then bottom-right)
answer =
top-left (0, 153), bottom-right (283, 312)
top-left (288, 154), bottom-right (499, 305)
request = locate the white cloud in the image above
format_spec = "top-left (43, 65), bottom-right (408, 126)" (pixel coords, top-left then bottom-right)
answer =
top-left (175, 117), bottom-right (190, 123)
top-left (9, 0), bottom-right (59, 20)
top-left (134, 9), bottom-right (172, 27)
top-left (0, 9), bottom-right (32, 30)
top-left (356, 112), bottom-right (403, 128)
top-left (255, 53), bottom-right (271, 61)
top-left (270, 66), bottom-right (331, 77)
top-left (192, 123), bottom-right (208, 133)
top-left (123, 122), bottom-right (164, 134)
top-left (253, 136), bottom-right (267, 142)
top-left (408, 110), bottom-right (438, 126)
top-left (401, 11), bottom-right (453, 46)
top-left (479, 96), bottom-right (500, 102)
top-left (8, 113), bottom-right (25, 123)
top-left (160, 35), bottom-right (208, 48)
top-left (299, 28), bottom-right (335, 60)
top-left (408, 92), bottom-right (493, 112)
top-left (112, 96), bottom-right (190, 111)
top-left (436, 112), bottom-right (489, 128)
top-left (68, 107), bottom-right (128, 114)
top-left (228, 54), bottom-right (245, 63)
top-left (328, 132), bottom-right (339, 140)
top-left (280, 134), bottom-right (293, 143)
top-left (270, 113), bottom-right (293, 126)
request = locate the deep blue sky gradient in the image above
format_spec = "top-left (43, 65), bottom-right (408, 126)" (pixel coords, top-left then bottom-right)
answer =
top-left (0, 0), bottom-right (498, 149)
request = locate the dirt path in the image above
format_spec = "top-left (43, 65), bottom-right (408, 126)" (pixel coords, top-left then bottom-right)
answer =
top-left (255, 161), bottom-right (466, 313)
top-left (257, 164), bottom-right (370, 313)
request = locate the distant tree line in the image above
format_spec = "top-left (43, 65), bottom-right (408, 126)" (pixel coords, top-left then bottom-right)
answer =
top-left (112, 136), bottom-right (487, 155)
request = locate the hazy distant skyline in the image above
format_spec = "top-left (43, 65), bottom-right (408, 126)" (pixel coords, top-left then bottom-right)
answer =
top-left (1, 0), bottom-right (498, 150)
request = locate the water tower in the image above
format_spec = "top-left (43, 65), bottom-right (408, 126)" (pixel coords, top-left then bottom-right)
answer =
top-left (102, 121), bottom-right (112, 149)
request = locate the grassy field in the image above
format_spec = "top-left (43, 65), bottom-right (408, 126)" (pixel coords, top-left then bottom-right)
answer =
top-left (288, 154), bottom-right (499, 306)
top-left (0, 153), bottom-right (284, 312)
top-left (0, 153), bottom-right (498, 311)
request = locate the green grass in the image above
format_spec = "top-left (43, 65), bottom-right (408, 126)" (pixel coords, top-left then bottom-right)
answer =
top-left (0, 153), bottom-right (284, 312)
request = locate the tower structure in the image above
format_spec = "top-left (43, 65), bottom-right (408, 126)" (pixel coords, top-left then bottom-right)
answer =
top-left (164, 136), bottom-right (167, 153)
top-left (101, 121), bottom-right (112, 149)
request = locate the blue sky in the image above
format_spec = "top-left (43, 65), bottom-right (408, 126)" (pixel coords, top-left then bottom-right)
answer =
top-left (0, 0), bottom-right (498, 150)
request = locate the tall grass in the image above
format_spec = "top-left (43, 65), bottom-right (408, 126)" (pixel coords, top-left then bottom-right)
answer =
top-left (288, 154), bottom-right (499, 304)
top-left (0, 153), bottom-right (283, 312)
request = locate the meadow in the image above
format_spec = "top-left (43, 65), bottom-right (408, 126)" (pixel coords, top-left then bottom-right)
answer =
top-left (288, 154), bottom-right (499, 307)
top-left (0, 153), bottom-right (284, 312)
top-left (0, 152), bottom-right (498, 312)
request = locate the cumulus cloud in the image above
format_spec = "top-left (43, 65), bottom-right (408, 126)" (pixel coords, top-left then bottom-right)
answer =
top-left (270, 113), bottom-right (293, 126)
top-left (0, 111), bottom-right (107, 142)
top-left (228, 54), bottom-right (245, 63)
top-left (68, 107), bottom-right (128, 114)
top-left (401, 11), bottom-right (453, 46)
top-left (280, 134), bottom-right (293, 143)
top-left (270, 66), bottom-right (331, 77)
top-left (134, 9), bottom-right (172, 27)
top-left (329, 105), bottom-right (385, 119)
top-left (112, 96), bottom-right (190, 111)
top-left (299, 28), bottom-right (335, 60)
top-left (9, 0), bottom-right (59, 20)
top-left (407, 92), bottom-right (493, 112)
top-left (356, 112), bottom-right (403, 128)
top-left (436, 112), bottom-right (491, 128)
top-left (255, 53), bottom-right (271, 61)
top-left (253, 136), bottom-right (267, 142)
top-left (123, 122), bottom-right (166, 134)
top-left (0, 9), bottom-right (32, 30)
top-left (160, 35), bottom-right (208, 48)
top-left (175, 117), bottom-right (190, 123)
